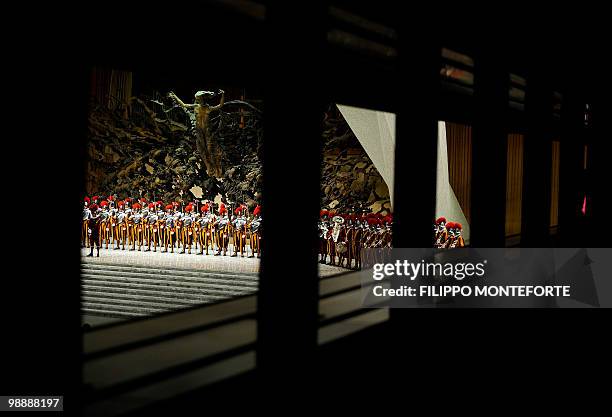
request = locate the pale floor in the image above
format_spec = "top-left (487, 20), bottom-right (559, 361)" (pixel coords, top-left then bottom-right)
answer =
top-left (80, 245), bottom-right (345, 276)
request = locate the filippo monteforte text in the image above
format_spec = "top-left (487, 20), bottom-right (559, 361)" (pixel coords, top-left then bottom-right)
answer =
top-left (372, 285), bottom-right (571, 298)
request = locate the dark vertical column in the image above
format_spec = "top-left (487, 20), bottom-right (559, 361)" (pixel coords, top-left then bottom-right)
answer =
top-left (521, 70), bottom-right (554, 246)
top-left (588, 89), bottom-right (611, 246)
top-left (391, 32), bottom-right (439, 329)
top-left (470, 50), bottom-right (508, 247)
top-left (558, 90), bottom-right (586, 246)
top-left (392, 41), bottom-right (440, 248)
top-left (257, 3), bottom-right (326, 383)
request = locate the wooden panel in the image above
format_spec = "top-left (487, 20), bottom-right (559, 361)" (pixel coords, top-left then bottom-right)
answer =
top-left (445, 122), bottom-right (472, 223)
top-left (550, 140), bottom-right (561, 227)
top-left (505, 133), bottom-right (524, 237)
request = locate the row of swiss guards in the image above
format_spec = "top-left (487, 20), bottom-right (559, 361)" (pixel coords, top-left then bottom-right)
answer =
top-left (319, 210), bottom-right (392, 270)
top-left (82, 195), bottom-right (261, 258)
top-left (433, 217), bottom-right (465, 248)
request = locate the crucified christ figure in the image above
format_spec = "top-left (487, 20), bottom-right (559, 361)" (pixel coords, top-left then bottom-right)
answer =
top-left (168, 89), bottom-right (225, 179)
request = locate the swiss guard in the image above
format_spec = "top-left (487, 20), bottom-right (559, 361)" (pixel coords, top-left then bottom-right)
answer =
top-left (434, 217), bottom-right (448, 248)
top-left (215, 203), bottom-right (231, 256)
top-left (199, 203), bottom-right (215, 255)
top-left (248, 205), bottom-right (262, 258)
top-left (446, 222), bottom-right (465, 248)
top-left (86, 203), bottom-right (102, 257)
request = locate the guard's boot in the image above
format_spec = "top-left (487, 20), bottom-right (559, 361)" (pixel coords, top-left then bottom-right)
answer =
top-left (87, 247), bottom-right (94, 257)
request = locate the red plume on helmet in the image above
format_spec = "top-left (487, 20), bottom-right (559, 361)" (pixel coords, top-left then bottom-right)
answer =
top-left (139, 198), bottom-right (147, 203)
top-left (185, 204), bottom-right (193, 212)
top-left (84, 197), bottom-right (90, 203)
top-left (446, 222), bottom-right (455, 229)
top-left (320, 210), bottom-right (328, 218)
top-left (435, 217), bottom-right (447, 225)
top-left (165, 204), bottom-right (173, 210)
top-left (118, 201), bottom-right (125, 207)
top-left (219, 203), bottom-right (227, 215)
top-left (100, 200), bottom-right (108, 207)
top-left (108, 195), bottom-right (114, 201)
top-left (235, 206), bottom-right (242, 215)
top-left (454, 223), bottom-right (462, 230)
top-left (201, 204), bottom-right (210, 213)
top-left (90, 204), bottom-right (99, 211)
top-left (92, 196), bottom-right (99, 202)
top-left (253, 205), bottom-right (261, 216)
top-left (148, 203), bottom-right (155, 210)
top-left (132, 203), bottom-right (141, 210)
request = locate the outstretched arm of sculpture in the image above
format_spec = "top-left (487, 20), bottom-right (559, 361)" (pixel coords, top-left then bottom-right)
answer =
top-left (168, 91), bottom-right (195, 109)
top-left (210, 89), bottom-right (225, 110)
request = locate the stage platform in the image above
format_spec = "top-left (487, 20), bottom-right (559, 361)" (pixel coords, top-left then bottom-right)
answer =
top-left (80, 246), bottom-right (344, 276)
top-left (81, 246), bottom-right (346, 325)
